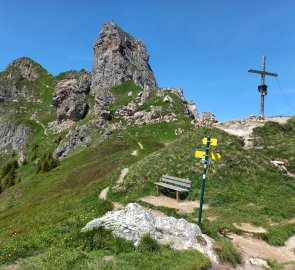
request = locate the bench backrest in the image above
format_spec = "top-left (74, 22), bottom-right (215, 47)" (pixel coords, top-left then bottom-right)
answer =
top-left (161, 175), bottom-right (191, 189)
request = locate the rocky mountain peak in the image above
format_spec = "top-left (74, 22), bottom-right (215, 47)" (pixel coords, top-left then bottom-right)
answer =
top-left (0, 57), bottom-right (49, 102)
top-left (5, 57), bottom-right (41, 81)
top-left (91, 22), bottom-right (157, 99)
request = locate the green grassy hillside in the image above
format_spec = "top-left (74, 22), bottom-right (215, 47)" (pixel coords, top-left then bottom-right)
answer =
top-left (0, 71), bottom-right (294, 269)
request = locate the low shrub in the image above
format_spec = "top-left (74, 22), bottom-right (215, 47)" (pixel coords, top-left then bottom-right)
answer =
top-left (214, 237), bottom-right (242, 266)
top-left (138, 233), bottom-right (160, 253)
top-left (36, 152), bottom-right (59, 173)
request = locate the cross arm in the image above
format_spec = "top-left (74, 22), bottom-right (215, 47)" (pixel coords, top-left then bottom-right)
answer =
top-left (248, 69), bottom-right (278, 77)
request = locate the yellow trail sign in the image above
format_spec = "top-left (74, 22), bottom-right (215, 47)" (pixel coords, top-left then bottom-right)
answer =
top-left (195, 150), bottom-right (221, 161)
top-left (202, 137), bottom-right (218, 146)
top-left (210, 152), bottom-right (221, 161)
top-left (195, 150), bottom-right (206, 159)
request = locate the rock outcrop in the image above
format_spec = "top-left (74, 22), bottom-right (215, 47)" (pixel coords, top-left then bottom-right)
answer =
top-left (94, 88), bottom-right (114, 119)
top-left (187, 100), bottom-right (199, 121)
top-left (159, 88), bottom-right (185, 101)
top-left (82, 203), bottom-right (217, 263)
top-left (53, 125), bottom-right (92, 159)
top-left (0, 57), bottom-right (48, 102)
top-left (6, 57), bottom-right (40, 81)
top-left (0, 119), bottom-right (30, 151)
top-left (91, 22), bottom-right (157, 116)
top-left (197, 112), bottom-right (218, 127)
top-left (52, 79), bottom-right (89, 123)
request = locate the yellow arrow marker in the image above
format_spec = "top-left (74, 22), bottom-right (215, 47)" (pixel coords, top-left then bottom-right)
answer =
top-left (202, 137), bottom-right (218, 146)
top-left (210, 152), bottom-right (221, 161)
top-left (195, 150), bottom-right (222, 161)
top-left (195, 150), bottom-right (206, 158)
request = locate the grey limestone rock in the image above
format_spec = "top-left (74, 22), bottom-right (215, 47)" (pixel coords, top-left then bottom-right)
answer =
top-left (94, 88), bottom-right (114, 119)
top-left (197, 112), bottom-right (218, 127)
top-left (18, 150), bottom-right (28, 166)
top-left (6, 57), bottom-right (40, 81)
top-left (160, 88), bottom-right (200, 123)
top-left (161, 88), bottom-right (185, 101)
top-left (91, 22), bottom-right (157, 116)
top-left (0, 57), bottom-right (41, 102)
top-left (0, 119), bottom-right (31, 151)
top-left (53, 125), bottom-right (92, 159)
top-left (163, 95), bottom-right (173, 103)
top-left (82, 203), bottom-right (218, 263)
top-left (52, 79), bottom-right (88, 123)
top-left (187, 100), bottom-right (199, 121)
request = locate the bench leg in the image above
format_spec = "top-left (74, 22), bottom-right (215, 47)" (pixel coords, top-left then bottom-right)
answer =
top-left (156, 185), bottom-right (159, 196)
top-left (176, 191), bottom-right (179, 201)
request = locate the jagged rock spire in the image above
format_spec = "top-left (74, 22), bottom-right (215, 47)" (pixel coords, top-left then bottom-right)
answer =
top-left (91, 22), bottom-right (157, 97)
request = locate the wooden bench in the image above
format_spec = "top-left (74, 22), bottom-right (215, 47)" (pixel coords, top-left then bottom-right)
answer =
top-left (155, 175), bottom-right (191, 201)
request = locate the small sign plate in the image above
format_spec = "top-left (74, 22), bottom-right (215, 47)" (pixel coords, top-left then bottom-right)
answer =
top-left (202, 137), bottom-right (218, 146)
top-left (195, 150), bottom-right (221, 160)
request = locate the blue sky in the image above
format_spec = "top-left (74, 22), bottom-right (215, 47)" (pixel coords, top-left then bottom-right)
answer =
top-left (1, 0), bottom-right (295, 121)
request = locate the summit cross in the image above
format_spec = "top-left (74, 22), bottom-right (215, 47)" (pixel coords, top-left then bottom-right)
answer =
top-left (248, 55), bottom-right (278, 118)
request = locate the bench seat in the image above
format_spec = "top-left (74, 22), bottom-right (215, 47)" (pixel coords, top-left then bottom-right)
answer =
top-left (154, 175), bottom-right (191, 201)
top-left (154, 182), bottom-right (189, 192)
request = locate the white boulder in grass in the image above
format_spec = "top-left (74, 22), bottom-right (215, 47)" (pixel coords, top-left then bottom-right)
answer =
top-left (82, 203), bottom-right (218, 263)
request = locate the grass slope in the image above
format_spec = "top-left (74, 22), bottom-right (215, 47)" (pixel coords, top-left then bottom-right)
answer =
top-left (1, 75), bottom-right (294, 268)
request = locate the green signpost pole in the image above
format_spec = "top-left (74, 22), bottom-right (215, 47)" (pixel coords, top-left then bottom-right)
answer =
top-left (198, 135), bottom-right (211, 225)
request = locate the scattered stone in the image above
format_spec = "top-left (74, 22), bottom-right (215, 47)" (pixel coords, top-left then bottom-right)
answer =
top-left (99, 187), bottom-right (109, 200)
top-left (250, 258), bottom-right (269, 268)
top-left (17, 150), bottom-right (27, 166)
top-left (116, 168), bottom-right (129, 185)
top-left (114, 106), bottom-right (177, 126)
top-left (197, 112), bottom-right (218, 127)
top-left (271, 160), bottom-right (288, 172)
top-left (101, 129), bottom-right (113, 139)
top-left (131, 150), bottom-right (138, 156)
top-left (138, 142), bottom-right (143, 149)
top-left (160, 88), bottom-right (185, 101)
top-left (102, 255), bottom-right (114, 261)
top-left (128, 91), bottom-right (133, 97)
top-left (163, 95), bottom-right (173, 103)
top-left (48, 120), bottom-right (76, 133)
top-left (174, 128), bottom-right (184, 136)
top-left (82, 203), bottom-right (217, 262)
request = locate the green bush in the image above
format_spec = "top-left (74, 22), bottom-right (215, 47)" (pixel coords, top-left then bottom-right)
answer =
top-left (214, 238), bottom-right (242, 266)
top-left (112, 236), bottom-right (135, 254)
top-left (138, 233), bottom-right (160, 253)
top-left (0, 159), bottom-right (20, 192)
top-left (36, 152), bottom-right (59, 174)
top-left (77, 226), bottom-right (135, 254)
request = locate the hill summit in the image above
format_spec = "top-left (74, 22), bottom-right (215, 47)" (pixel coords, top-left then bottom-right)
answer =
top-left (91, 22), bottom-right (157, 97)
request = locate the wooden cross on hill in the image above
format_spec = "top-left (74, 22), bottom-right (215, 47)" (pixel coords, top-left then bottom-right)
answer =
top-left (248, 55), bottom-right (278, 118)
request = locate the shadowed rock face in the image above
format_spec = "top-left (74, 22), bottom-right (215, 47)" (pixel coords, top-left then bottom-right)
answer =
top-left (91, 22), bottom-right (157, 100)
top-left (52, 79), bottom-right (88, 123)
top-left (0, 119), bottom-right (31, 151)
